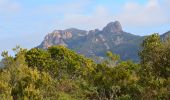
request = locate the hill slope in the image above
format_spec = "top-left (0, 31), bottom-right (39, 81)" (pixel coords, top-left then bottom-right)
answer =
top-left (38, 21), bottom-right (169, 62)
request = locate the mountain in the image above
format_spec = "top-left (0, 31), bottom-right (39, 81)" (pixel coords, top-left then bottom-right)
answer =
top-left (37, 21), bottom-right (169, 62)
top-left (161, 31), bottom-right (170, 39)
top-left (0, 59), bottom-right (5, 68)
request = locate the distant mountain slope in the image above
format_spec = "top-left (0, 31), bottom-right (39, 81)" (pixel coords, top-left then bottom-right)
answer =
top-left (161, 31), bottom-right (170, 39)
top-left (38, 21), bottom-right (169, 62)
top-left (0, 59), bottom-right (4, 68)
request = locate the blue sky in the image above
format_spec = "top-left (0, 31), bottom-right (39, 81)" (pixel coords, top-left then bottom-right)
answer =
top-left (0, 0), bottom-right (170, 56)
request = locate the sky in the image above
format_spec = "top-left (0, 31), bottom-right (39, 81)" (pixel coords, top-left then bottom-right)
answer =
top-left (0, 0), bottom-right (170, 56)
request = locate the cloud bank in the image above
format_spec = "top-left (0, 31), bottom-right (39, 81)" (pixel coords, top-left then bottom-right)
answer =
top-left (115, 0), bottom-right (170, 27)
top-left (0, 0), bottom-right (20, 13)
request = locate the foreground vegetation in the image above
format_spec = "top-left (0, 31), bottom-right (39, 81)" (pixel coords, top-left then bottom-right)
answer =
top-left (0, 34), bottom-right (170, 100)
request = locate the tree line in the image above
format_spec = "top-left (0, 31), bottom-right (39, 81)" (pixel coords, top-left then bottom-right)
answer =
top-left (0, 33), bottom-right (169, 100)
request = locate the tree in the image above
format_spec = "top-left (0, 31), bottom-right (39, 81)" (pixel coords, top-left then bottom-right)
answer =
top-left (25, 48), bottom-right (52, 72)
top-left (0, 48), bottom-right (57, 100)
top-left (47, 46), bottom-right (96, 79)
top-left (139, 34), bottom-right (170, 99)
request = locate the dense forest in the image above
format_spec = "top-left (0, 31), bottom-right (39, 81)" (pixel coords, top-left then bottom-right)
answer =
top-left (0, 33), bottom-right (170, 100)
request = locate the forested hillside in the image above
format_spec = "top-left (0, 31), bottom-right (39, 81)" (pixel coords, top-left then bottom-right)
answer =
top-left (0, 33), bottom-right (170, 100)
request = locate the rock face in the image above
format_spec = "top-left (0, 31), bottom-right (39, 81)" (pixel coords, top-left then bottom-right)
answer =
top-left (40, 31), bottom-right (72, 48)
top-left (38, 21), bottom-right (143, 62)
top-left (38, 21), bottom-right (169, 62)
top-left (103, 21), bottom-right (122, 33)
top-left (38, 28), bottom-right (87, 49)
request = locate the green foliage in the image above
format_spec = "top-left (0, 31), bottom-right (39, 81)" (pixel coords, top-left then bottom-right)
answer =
top-left (0, 35), bottom-right (170, 100)
top-left (139, 34), bottom-right (163, 78)
top-left (25, 48), bottom-right (52, 72)
top-left (91, 61), bottom-right (140, 99)
top-left (0, 51), bottom-right (57, 100)
top-left (106, 51), bottom-right (120, 66)
top-left (139, 34), bottom-right (170, 99)
top-left (48, 46), bottom-right (96, 78)
top-left (25, 46), bottom-right (96, 80)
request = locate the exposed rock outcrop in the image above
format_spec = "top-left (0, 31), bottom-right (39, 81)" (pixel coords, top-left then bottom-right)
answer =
top-left (38, 21), bottom-right (145, 62)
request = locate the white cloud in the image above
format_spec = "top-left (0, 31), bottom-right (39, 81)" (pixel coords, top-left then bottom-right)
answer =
top-left (34, 0), bottom-right (91, 15)
top-left (49, 0), bottom-right (170, 30)
top-left (59, 6), bottom-right (113, 30)
top-left (31, 0), bottom-right (113, 30)
top-left (0, 0), bottom-right (20, 13)
top-left (115, 0), bottom-right (170, 27)
top-left (2, 0), bottom-right (168, 32)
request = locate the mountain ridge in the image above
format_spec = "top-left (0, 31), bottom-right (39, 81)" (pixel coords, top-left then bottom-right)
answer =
top-left (38, 21), bottom-right (169, 62)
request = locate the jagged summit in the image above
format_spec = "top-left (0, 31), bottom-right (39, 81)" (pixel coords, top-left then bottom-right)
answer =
top-left (102, 21), bottom-right (122, 33)
top-left (38, 20), bottom-right (146, 62)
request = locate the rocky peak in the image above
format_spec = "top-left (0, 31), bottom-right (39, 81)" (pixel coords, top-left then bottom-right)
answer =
top-left (40, 30), bottom-right (73, 49)
top-left (65, 28), bottom-right (88, 36)
top-left (45, 30), bottom-right (72, 40)
top-left (102, 21), bottom-right (122, 33)
top-left (38, 20), bottom-right (143, 62)
top-left (89, 29), bottom-right (100, 33)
